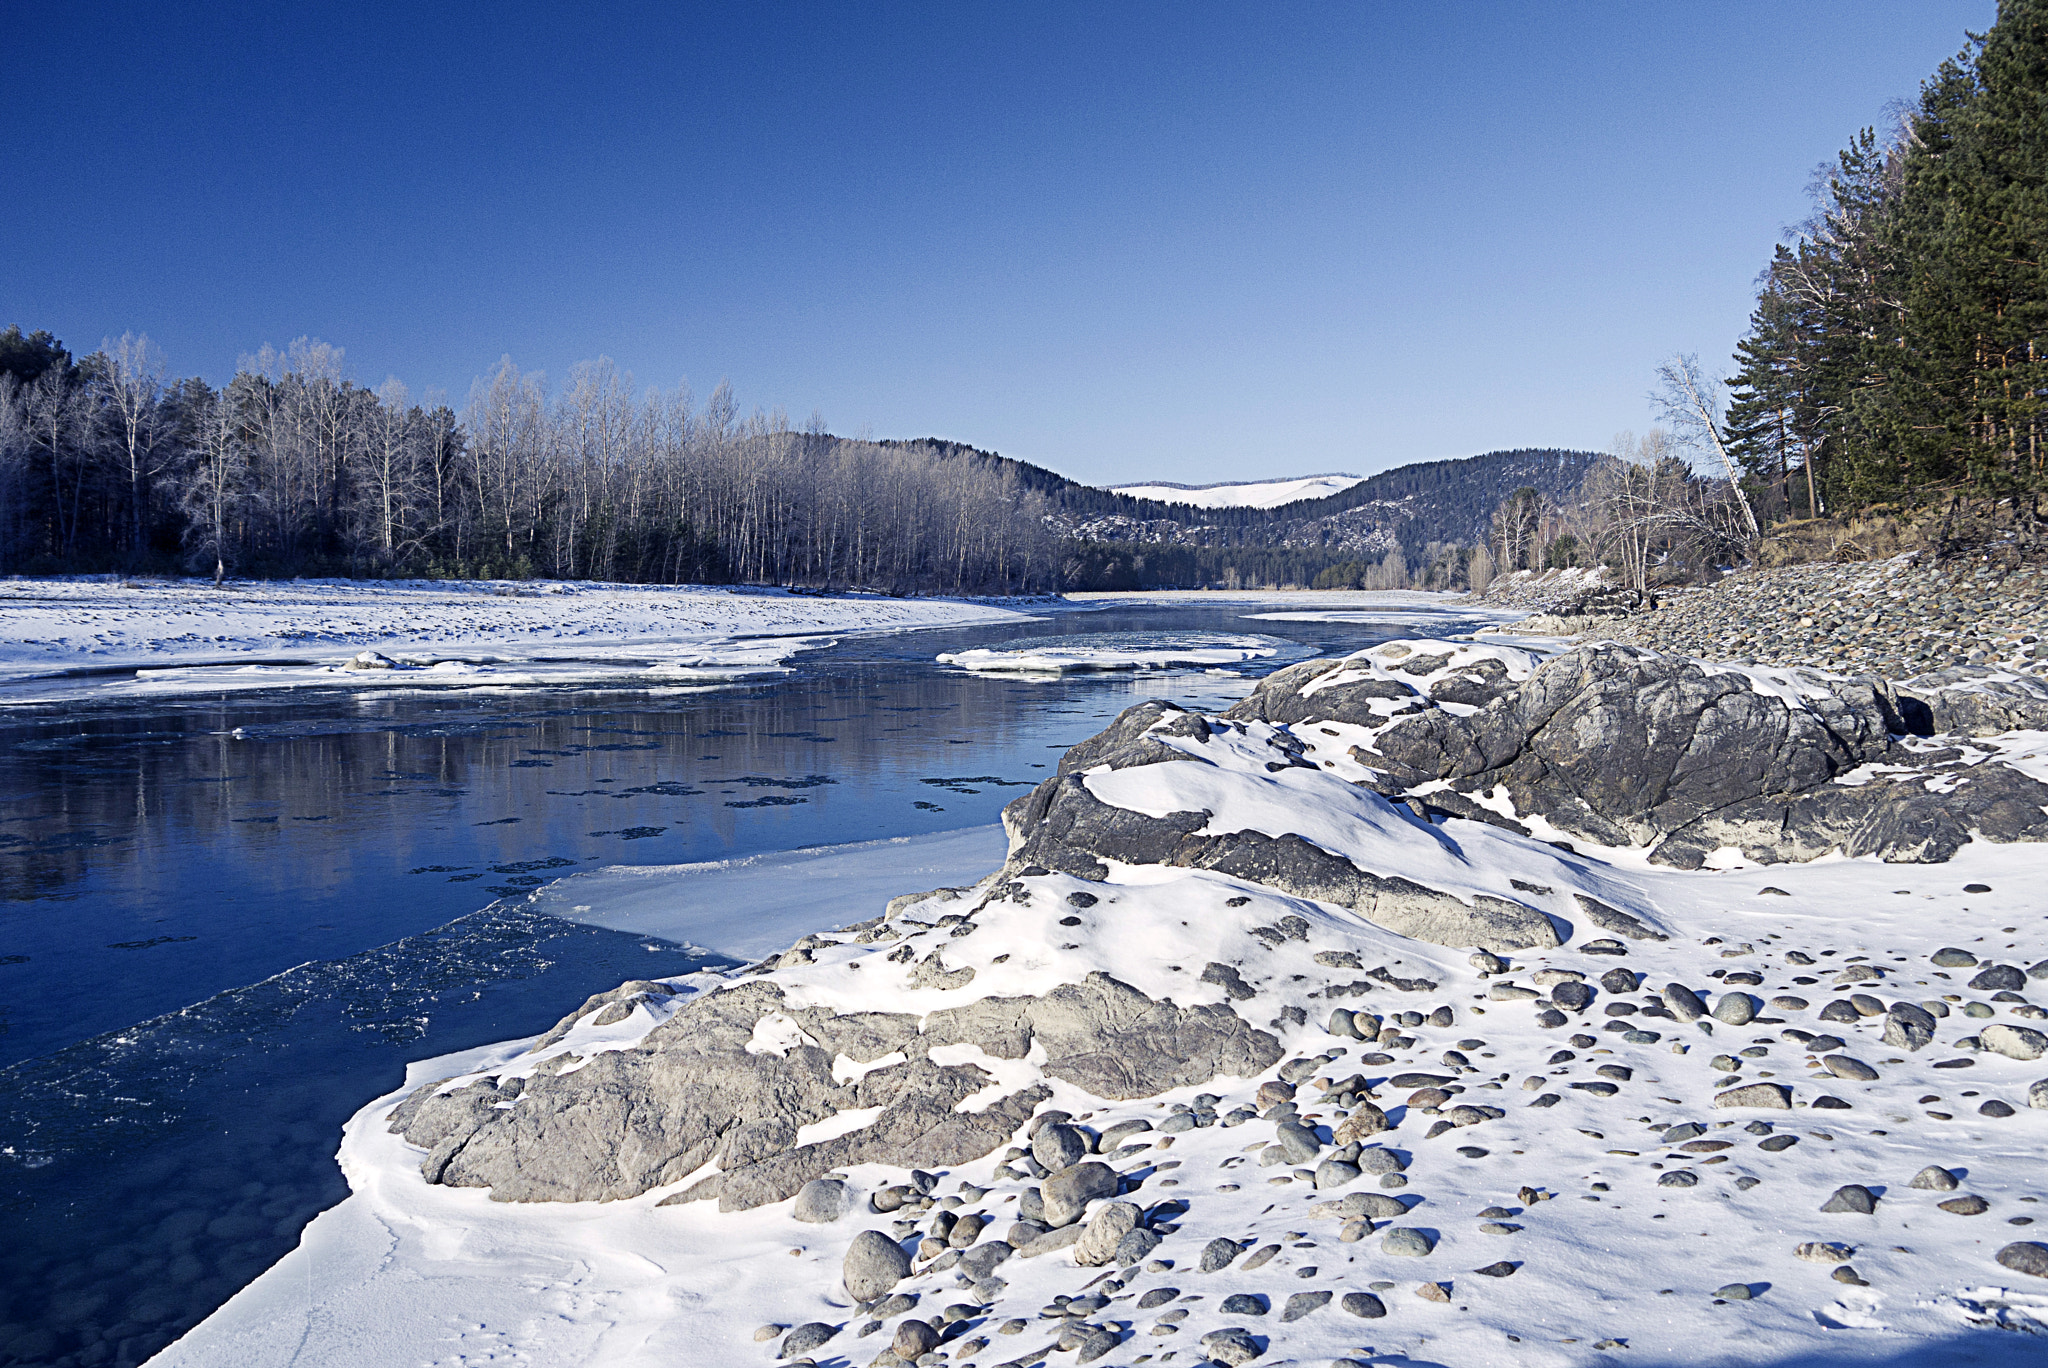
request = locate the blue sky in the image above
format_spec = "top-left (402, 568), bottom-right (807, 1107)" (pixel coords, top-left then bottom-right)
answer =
top-left (2, 2), bottom-right (1994, 486)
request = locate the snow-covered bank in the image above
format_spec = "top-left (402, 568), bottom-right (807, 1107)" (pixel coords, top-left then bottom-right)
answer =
top-left (0, 577), bottom-right (1044, 702)
top-left (155, 638), bottom-right (2048, 1368)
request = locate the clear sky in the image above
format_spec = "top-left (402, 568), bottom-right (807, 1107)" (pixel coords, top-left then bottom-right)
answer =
top-left (2, 1), bottom-right (1995, 486)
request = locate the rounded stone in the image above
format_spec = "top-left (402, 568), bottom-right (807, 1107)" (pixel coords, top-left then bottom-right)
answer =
top-left (1340, 1291), bottom-right (1388, 1318)
top-left (1382, 1227), bottom-right (1435, 1257)
top-left (793, 1178), bottom-right (853, 1224)
top-left (843, 1229), bottom-right (913, 1302)
top-left (1997, 1242), bottom-right (2048, 1278)
top-left (1712, 993), bottom-right (1757, 1026)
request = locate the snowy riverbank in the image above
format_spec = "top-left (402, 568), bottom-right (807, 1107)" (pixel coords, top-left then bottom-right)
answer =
top-left (0, 577), bottom-right (1046, 703)
top-left (153, 636), bottom-right (2048, 1368)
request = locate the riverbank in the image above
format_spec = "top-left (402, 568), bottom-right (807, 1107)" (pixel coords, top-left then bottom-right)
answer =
top-left (1484, 554), bottom-right (2048, 683)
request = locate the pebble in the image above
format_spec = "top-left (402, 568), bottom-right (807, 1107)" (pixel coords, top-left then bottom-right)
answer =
top-left (1998, 1242), bottom-right (2048, 1278)
top-left (1219, 1293), bottom-right (1268, 1316)
top-left (780, 1322), bottom-right (841, 1358)
top-left (1383, 1228), bottom-right (1436, 1257)
top-left (1820, 1185), bottom-right (1878, 1215)
top-left (1199, 1237), bottom-right (1245, 1273)
top-left (1281, 1290), bottom-right (1331, 1321)
top-left (1795, 1242), bottom-right (1853, 1264)
top-left (1341, 1291), bottom-right (1388, 1318)
top-left (1200, 1326), bottom-right (1264, 1365)
top-left (1939, 1195), bottom-right (1991, 1215)
top-left (1714, 1284), bottom-right (1753, 1301)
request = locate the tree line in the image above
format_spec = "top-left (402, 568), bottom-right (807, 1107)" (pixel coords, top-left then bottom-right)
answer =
top-left (0, 330), bottom-right (1063, 592)
top-left (1724, 0), bottom-right (2047, 538)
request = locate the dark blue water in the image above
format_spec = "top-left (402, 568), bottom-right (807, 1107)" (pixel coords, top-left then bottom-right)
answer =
top-left (0, 600), bottom-right (1492, 1367)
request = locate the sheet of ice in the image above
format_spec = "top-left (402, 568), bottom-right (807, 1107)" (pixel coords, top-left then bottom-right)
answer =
top-left (1109, 473), bottom-right (1363, 509)
top-left (529, 825), bottom-right (1011, 961)
top-left (937, 630), bottom-right (1304, 675)
top-left (0, 577), bottom-right (1041, 702)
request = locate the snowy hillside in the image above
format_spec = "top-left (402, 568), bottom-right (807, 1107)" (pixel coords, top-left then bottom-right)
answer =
top-left (1111, 474), bottom-right (1365, 510)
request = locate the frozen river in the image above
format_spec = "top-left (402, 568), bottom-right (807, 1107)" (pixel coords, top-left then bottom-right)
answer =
top-left (0, 595), bottom-right (1498, 1368)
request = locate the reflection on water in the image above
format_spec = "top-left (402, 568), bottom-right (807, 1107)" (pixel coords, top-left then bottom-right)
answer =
top-left (0, 600), bottom-right (1493, 1367)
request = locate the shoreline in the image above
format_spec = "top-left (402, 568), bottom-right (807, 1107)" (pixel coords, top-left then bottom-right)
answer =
top-left (152, 628), bottom-right (2048, 1367)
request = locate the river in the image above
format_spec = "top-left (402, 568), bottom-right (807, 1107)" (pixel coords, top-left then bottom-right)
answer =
top-left (0, 596), bottom-right (1495, 1368)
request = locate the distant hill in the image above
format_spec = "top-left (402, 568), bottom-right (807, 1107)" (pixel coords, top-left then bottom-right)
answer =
top-left (1109, 473), bottom-right (1364, 510)
top-left (889, 437), bottom-right (1603, 589)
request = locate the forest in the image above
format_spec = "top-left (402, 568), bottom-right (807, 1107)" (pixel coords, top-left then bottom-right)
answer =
top-left (0, 324), bottom-right (1616, 594)
top-left (1724, 0), bottom-right (2047, 537)
top-left (0, 333), bottom-right (1069, 592)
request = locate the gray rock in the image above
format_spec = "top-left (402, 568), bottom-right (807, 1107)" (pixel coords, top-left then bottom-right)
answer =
top-left (1220, 1293), bottom-right (1268, 1315)
top-left (1713, 1083), bottom-right (1791, 1110)
top-left (1199, 1327), bottom-right (1265, 1365)
top-left (1910, 1166), bottom-right (1959, 1191)
top-left (780, 1322), bottom-right (839, 1358)
top-left (2031, 1078), bottom-right (2048, 1110)
top-left (793, 1178), bottom-right (852, 1223)
top-left (1315, 1159), bottom-right (1362, 1190)
top-left (1552, 981), bottom-right (1594, 1012)
top-left (923, 970), bottom-right (1284, 1101)
top-left (1713, 993), bottom-right (1757, 1026)
top-left (891, 1318), bottom-right (941, 1360)
top-left (1356, 1148), bottom-right (1405, 1176)
top-left (1715, 1284), bottom-right (1753, 1301)
top-left (1115, 1226), bottom-right (1163, 1266)
top-left (1003, 711), bottom-right (1559, 951)
top-left (1076, 1329), bottom-right (1121, 1364)
top-left (1274, 1120), bottom-right (1323, 1164)
top-left (1822, 1056), bottom-right (1879, 1082)
top-left (1281, 1290), bottom-right (1331, 1321)
top-left (1970, 964), bottom-right (2027, 992)
top-left (1097, 1117), bottom-right (1153, 1149)
top-left (1820, 1185), bottom-right (1878, 1215)
top-left (1382, 1227), bottom-right (1435, 1256)
top-left (1982, 1023), bottom-right (2048, 1061)
top-left (1340, 1291), bottom-right (1387, 1318)
top-left (1200, 1236), bottom-right (1246, 1272)
top-left (1014, 1223), bottom-right (1085, 1258)
top-left (1033, 1123), bottom-right (1090, 1173)
top-left (1041, 1161), bottom-right (1119, 1228)
top-left (1932, 947), bottom-right (1979, 967)
top-left (844, 1230), bottom-right (912, 1301)
top-left (1663, 984), bottom-right (1708, 1022)
top-left (1073, 1201), bottom-right (1142, 1267)
top-left (1998, 1242), bottom-right (2048, 1278)
top-left (1883, 1003), bottom-right (1937, 1052)
top-left (960, 1240), bottom-right (1012, 1281)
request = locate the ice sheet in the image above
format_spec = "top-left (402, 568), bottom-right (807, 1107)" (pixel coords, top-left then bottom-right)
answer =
top-left (528, 826), bottom-right (1011, 960)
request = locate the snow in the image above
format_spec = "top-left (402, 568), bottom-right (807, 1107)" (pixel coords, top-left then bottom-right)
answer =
top-left (158, 832), bottom-right (2048, 1368)
top-left (0, 576), bottom-right (1041, 703)
top-left (1110, 474), bottom-right (1365, 509)
top-left (937, 631), bottom-right (1298, 675)
top-left (153, 639), bottom-right (2048, 1368)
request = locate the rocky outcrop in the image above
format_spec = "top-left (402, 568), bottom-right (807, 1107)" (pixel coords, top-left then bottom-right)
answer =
top-left (1236, 642), bottom-right (2048, 867)
top-left (390, 972), bottom-right (1278, 1210)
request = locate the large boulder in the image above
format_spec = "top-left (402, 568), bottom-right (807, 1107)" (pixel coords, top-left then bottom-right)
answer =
top-left (1000, 709), bottom-right (1559, 953)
